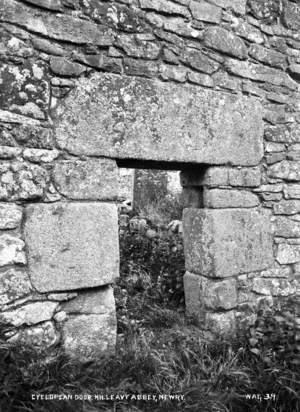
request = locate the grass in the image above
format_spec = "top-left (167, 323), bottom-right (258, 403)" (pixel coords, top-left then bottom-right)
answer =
top-left (1, 311), bottom-right (298, 412)
top-left (0, 220), bottom-right (299, 412)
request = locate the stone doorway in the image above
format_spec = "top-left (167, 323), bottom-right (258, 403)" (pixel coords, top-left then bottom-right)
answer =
top-left (1, 73), bottom-right (276, 359)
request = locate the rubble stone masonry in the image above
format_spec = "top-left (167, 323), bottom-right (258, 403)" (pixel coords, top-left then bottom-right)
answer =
top-left (0, 0), bottom-right (299, 358)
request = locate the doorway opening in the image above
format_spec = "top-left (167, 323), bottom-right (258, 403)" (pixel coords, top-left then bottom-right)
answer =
top-left (115, 165), bottom-right (187, 336)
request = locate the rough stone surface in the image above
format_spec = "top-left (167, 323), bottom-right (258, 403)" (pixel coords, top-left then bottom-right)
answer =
top-left (140, 0), bottom-right (189, 18)
top-left (233, 20), bottom-right (264, 44)
top-left (249, 44), bottom-right (287, 70)
top-left (1, 124), bottom-right (55, 150)
top-left (203, 189), bottom-right (259, 208)
top-left (181, 48), bottom-right (220, 74)
top-left (115, 34), bottom-right (160, 60)
top-left (55, 73), bottom-right (264, 166)
top-left (260, 267), bottom-right (291, 279)
top-left (23, 148), bottom-right (59, 163)
top-left (0, 0), bottom-right (113, 46)
top-left (248, 0), bottom-right (281, 22)
top-left (268, 161), bottom-right (300, 181)
top-left (74, 53), bottom-right (122, 73)
top-left (211, 0), bottom-right (246, 15)
top-left (283, 0), bottom-right (300, 31)
top-left (0, 162), bottom-right (48, 201)
top-left (274, 217), bottom-right (300, 238)
top-left (0, 234), bottom-right (26, 266)
top-left (265, 125), bottom-right (300, 144)
top-left (0, 268), bottom-right (31, 305)
top-left (225, 59), bottom-right (298, 90)
top-left (184, 272), bottom-right (202, 317)
top-left (53, 159), bottom-right (118, 200)
top-left (62, 313), bottom-right (116, 360)
top-left (190, 1), bottom-right (222, 23)
top-left (8, 321), bottom-right (59, 350)
top-left (183, 208), bottom-right (274, 277)
top-left (201, 277), bottom-right (237, 310)
top-left (284, 184), bottom-right (300, 199)
top-left (228, 168), bottom-right (261, 187)
top-left (202, 167), bottom-right (229, 187)
top-left (0, 203), bottom-right (22, 229)
top-left (24, 202), bottom-right (119, 292)
top-left (205, 311), bottom-right (236, 336)
top-left (160, 64), bottom-right (187, 83)
top-left (0, 146), bottom-right (22, 159)
top-left (181, 165), bottom-right (258, 190)
top-left (184, 272), bottom-right (237, 327)
top-left (48, 292), bottom-right (77, 302)
top-left (163, 17), bottom-right (202, 39)
top-left (0, 62), bottom-right (49, 120)
top-left (204, 27), bottom-right (248, 59)
top-left (50, 57), bottom-right (86, 77)
top-left (62, 286), bottom-right (114, 315)
top-left (23, 0), bottom-right (62, 11)
top-left (252, 278), bottom-right (296, 297)
top-left (187, 71), bottom-right (214, 87)
top-left (277, 244), bottom-right (300, 264)
top-left (274, 200), bottom-right (300, 215)
top-left (1, 301), bottom-right (58, 327)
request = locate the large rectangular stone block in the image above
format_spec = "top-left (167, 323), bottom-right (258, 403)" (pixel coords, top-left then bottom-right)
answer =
top-left (55, 73), bottom-right (263, 166)
top-left (24, 202), bottom-right (119, 292)
top-left (183, 208), bottom-right (274, 277)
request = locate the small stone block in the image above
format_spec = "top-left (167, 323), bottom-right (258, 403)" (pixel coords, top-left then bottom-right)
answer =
top-left (62, 285), bottom-right (115, 315)
top-left (53, 158), bottom-right (118, 200)
top-left (0, 203), bottom-right (22, 229)
top-left (203, 189), bottom-right (259, 208)
top-left (277, 243), bottom-right (300, 264)
top-left (62, 313), bottom-right (116, 360)
top-left (205, 311), bottom-right (236, 336)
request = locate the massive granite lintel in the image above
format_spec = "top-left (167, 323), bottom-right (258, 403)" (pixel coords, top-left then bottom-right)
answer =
top-left (55, 73), bottom-right (263, 166)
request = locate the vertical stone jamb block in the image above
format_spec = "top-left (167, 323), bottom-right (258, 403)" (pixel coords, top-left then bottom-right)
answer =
top-left (25, 202), bottom-right (119, 292)
top-left (22, 158), bottom-right (120, 358)
top-left (182, 207), bottom-right (274, 336)
top-left (183, 208), bottom-right (273, 278)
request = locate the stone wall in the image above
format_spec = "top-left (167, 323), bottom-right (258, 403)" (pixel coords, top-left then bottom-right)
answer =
top-left (0, 0), bottom-right (299, 357)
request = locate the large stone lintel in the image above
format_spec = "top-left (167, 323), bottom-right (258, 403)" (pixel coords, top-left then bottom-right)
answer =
top-left (55, 73), bottom-right (263, 166)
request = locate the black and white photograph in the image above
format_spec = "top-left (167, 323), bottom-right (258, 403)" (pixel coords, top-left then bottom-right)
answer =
top-left (0, 0), bottom-right (299, 411)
